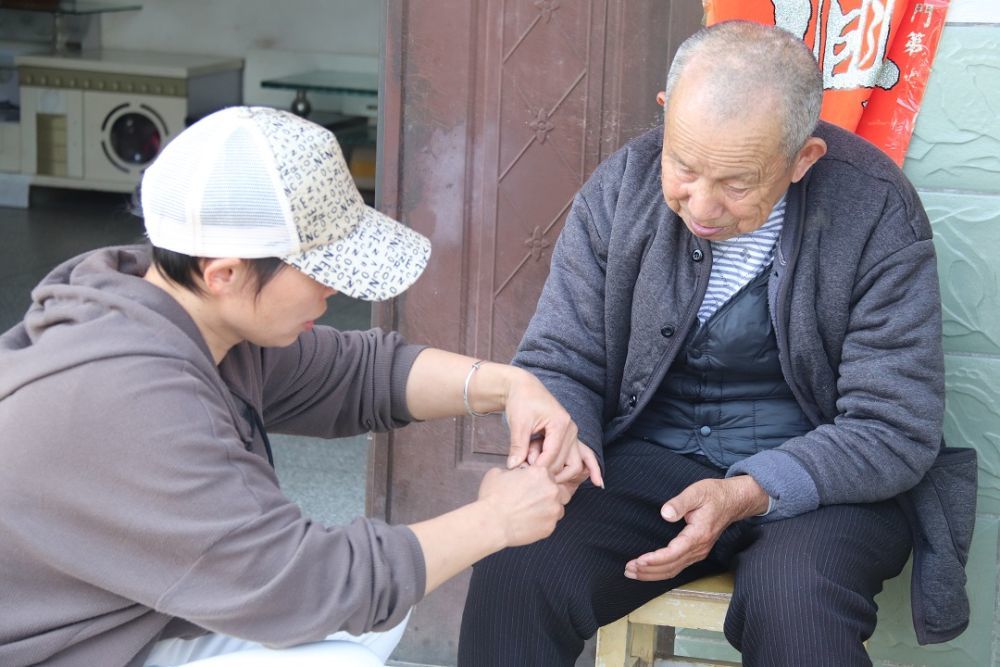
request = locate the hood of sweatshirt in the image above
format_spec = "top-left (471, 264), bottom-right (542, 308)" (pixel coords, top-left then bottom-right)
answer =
top-left (0, 245), bottom-right (216, 402)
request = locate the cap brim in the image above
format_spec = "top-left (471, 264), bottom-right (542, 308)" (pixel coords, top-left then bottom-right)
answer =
top-left (282, 205), bottom-right (431, 302)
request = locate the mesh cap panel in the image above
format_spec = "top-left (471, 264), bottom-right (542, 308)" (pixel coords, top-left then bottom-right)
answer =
top-left (197, 125), bottom-right (298, 257)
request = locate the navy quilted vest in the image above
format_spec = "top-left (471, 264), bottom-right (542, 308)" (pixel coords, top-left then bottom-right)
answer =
top-left (627, 268), bottom-right (812, 468)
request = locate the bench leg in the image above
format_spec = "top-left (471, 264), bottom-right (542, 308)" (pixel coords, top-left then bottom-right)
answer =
top-left (628, 622), bottom-right (657, 666)
top-left (595, 616), bottom-right (628, 667)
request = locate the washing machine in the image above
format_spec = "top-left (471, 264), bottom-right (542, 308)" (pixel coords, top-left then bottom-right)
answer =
top-left (17, 49), bottom-right (242, 192)
top-left (82, 89), bottom-right (186, 184)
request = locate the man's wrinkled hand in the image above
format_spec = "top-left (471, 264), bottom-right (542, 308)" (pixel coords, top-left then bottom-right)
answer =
top-left (552, 441), bottom-right (603, 499)
top-left (623, 476), bottom-right (768, 581)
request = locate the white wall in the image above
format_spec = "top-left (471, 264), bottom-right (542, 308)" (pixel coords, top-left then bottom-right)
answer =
top-left (96, 0), bottom-right (384, 113)
top-left (0, 1), bottom-right (382, 55)
top-left (946, 0), bottom-right (1000, 23)
top-left (100, 0), bottom-right (382, 57)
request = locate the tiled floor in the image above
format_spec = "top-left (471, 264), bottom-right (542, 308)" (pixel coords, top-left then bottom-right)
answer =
top-left (0, 186), bottom-right (370, 526)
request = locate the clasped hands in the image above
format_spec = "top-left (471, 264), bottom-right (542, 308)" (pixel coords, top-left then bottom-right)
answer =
top-left (501, 368), bottom-right (603, 498)
top-left (499, 369), bottom-right (769, 582)
top-left (469, 369), bottom-right (601, 550)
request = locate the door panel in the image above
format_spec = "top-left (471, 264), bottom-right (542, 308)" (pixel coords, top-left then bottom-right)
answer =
top-left (469, 0), bottom-right (611, 459)
top-left (374, 2), bottom-right (703, 663)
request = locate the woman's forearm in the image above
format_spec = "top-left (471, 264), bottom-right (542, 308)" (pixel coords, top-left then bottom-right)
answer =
top-left (404, 349), bottom-right (515, 421)
top-left (408, 501), bottom-right (507, 595)
top-left (407, 465), bottom-right (565, 595)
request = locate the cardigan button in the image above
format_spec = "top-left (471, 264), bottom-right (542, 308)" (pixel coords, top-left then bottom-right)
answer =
top-left (692, 248), bottom-right (704, 262)
top-left (627, 394), bottom-right (638, 408)
top-left (660, 325), bottom-right (675, 337)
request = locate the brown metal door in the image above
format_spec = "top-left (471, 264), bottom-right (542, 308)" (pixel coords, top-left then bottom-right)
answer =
top-left (372, 2), bottom-right (703, 664)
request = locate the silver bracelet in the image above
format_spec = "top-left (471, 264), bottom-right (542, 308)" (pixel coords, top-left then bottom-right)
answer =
top-left (463, 360), bottom-right (494, 417)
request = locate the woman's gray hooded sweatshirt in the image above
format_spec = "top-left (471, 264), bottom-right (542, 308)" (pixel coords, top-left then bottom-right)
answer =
top-left (0, 246), bottom-right (427, 666)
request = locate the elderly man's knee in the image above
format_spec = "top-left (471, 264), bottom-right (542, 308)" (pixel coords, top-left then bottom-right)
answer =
top-left (726, 555), bottom-right (875, 644)
top-left (471, 543), bottom-right (596, 617)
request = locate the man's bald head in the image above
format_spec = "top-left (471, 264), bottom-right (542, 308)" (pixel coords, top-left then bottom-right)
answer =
top-left (663, 21), bottom-right (824, 162)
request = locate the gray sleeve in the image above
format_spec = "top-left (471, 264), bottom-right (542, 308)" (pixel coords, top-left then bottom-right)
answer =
top-left (513, 188), bottom-right (611, 464)
top-left (10, 355), bottom-right (426, 644)
top-left (258, 327), bottom-right (427, 437)
top-left (161, 372), bottom-right (428, 641)
top-left (159, 514), bottom-right (426, 644)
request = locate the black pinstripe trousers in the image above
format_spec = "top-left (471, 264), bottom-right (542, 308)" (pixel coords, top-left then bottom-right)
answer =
top-left (458, 438), bottom-right (911, 666)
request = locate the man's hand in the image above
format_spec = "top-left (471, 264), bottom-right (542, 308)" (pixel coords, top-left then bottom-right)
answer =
top-left (504, 369), bottom-right (604, 489)
top-left (623, 475), bottom-right (769, 581)
top-left (551, 441), bottom-right (603, 498)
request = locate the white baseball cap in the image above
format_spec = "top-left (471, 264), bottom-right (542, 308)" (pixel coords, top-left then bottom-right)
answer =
top-left (141, 106), bottom-right (430, 301)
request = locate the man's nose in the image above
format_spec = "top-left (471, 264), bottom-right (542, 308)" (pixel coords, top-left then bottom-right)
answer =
top-left (686, 182), bottom-right (723, 222)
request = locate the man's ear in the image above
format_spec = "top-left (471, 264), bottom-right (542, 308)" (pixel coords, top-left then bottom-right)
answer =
top-left (656, 91), bottom-right (666, 107)
top-left (790, 137), bottom-right (827, 183)
top-left (200, 258), bottom-right (246, 296)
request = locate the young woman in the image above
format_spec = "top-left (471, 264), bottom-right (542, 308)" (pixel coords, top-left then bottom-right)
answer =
top-left (0, 107), bottom-right (601, 667)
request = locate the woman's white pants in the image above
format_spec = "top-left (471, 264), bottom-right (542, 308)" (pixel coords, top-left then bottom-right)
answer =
top-left (144, 612), bottom-right (408, 667)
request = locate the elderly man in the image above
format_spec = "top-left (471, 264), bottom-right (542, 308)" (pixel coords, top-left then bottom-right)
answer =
top-left (458, 21), bottom-right (951, 666)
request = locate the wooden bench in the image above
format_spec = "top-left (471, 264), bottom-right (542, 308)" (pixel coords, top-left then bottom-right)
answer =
top-left (595, 571), bottom-right (871, 666)
top-left (595, 572), bottom-right (737, 667)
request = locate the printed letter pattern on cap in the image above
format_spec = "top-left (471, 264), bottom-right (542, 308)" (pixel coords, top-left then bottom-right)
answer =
top-left (141, 106), bottom-right (431, 302)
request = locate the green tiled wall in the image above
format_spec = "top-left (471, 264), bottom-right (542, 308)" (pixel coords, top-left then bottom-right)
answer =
top-left (903, 27), bottom-right (1000, 192)
top-left (894, 16), bottom-right (1000, 667)
top-left (942, 356), bottom-right (1000, 518)
top-left (869, 517), bottom-right (999, 666)
top-left (925, 192), bottom-right (1000, 357)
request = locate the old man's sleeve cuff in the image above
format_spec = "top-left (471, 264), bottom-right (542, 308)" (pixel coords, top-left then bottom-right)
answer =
top-left (726, 449), bottom-right (820, 522)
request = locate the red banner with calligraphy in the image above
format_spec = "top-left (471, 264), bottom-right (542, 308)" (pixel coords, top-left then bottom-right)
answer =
top-left (702, 0), bottom-right (950, 166)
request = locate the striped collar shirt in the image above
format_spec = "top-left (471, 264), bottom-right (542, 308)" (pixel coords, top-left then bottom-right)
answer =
top-left (697, 194), bottom-right (786, 323)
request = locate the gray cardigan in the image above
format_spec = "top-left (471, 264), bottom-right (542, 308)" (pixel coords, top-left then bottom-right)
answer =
top-left (516, 121), bottom-right (944, 515)
top-left (515, 122), bottom-right (972, 642)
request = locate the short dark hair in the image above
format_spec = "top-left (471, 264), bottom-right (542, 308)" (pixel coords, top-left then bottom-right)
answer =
top-left (150, 245), bottom-right (286, 297)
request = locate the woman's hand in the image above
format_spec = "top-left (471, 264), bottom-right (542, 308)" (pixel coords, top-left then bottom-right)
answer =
top-left (503, 368), bottom-right (604, 491)
top-left (478, 465), bottom-right (567, 547)
top-left (403, 350), bottom-right (604, 493)
top-left (410, 464), bottom-right (569, 595)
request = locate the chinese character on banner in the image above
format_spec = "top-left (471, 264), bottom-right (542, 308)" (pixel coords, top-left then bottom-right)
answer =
top-left (702, 0), bottom-right (950, 166)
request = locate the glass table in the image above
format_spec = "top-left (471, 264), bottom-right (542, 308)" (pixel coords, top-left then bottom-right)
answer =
top-left (261, 70), bottom-right (379, 199)
top-left (1, 2), bottom-right (143, 14)
top-left (0, 2), bottom-right (143, 53)
top-left (260, 69), bottom-right (377, 118)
